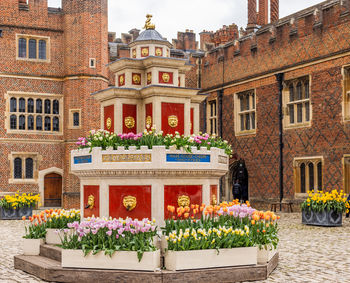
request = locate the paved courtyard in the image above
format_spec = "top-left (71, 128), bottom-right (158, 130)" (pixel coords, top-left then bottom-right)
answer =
top-left (0, 213), bottom-right (349, 282)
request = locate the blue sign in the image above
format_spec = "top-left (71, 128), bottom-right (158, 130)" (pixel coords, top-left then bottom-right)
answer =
top-left (74, 155), bottom-right (92, 164)
top-left (166, 154), bottom-right (210, 163)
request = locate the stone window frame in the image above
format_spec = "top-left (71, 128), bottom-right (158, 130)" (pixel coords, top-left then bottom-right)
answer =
top-left (5, 91), bottom-right (63, 135)
top-left (343, 154), bottom-right (350, 194)
top-left (342, 65), bottom-right (350, 123)
top-left (234, 89), bottom-right (256, 136)
top-left (89, 58), bottom-right (96, 69)
top-left (207, 99), bottom-right (218, 135)
top-left (16, 34), bottom-right (50, 63)
top-left (8, 152), bottom-right (41, 184)
top-left (293, 156), bottom-right (323, 198)
top-left (283, 76), bottom-right (312, 129)
top-left (68, 109), bottom-right (82, 129)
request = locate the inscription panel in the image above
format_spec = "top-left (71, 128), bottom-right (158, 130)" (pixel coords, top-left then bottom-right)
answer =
top-left (166, 154), bottom-right (210, 163)
top-left (102, 154), bottom-right (152, 163)
top-left (74, 155), bottom-right (92, 164)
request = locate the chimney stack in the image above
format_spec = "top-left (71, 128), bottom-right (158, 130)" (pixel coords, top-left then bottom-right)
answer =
top-left (270, 0), bottom-right (279, 23)
top-left (258, 0), bottom-right (268, 26)
top-left (247, 0), bottom-right (257, 33)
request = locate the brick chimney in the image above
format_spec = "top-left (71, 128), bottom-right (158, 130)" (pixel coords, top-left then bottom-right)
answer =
top-left (247, 0), bottom-right (257, 33)
top-left (270, 0), bottom-right (279, 23)
top-left (257, 0), bottom-right (268, 26)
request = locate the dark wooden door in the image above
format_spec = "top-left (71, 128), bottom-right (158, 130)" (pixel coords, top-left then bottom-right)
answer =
top-left (44, 173), bottom-right (62, 207)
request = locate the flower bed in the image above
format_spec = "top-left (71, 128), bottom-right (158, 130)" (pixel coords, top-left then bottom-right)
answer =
top-left (76, 128), bottom-right (233, 157)
top-left (0, 193), bottom-right (39, 220)
top-left (301, 190), bottom-right (349, 227)
top-left (162, 201), bottom-right (279, 270)
top-left (60, 217), bottom-right (159, 270)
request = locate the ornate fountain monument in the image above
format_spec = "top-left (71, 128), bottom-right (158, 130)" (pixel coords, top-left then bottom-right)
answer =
top-left (70, 16), bottom-right (229, 223)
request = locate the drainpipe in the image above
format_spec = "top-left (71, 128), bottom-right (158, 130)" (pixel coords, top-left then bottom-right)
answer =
top-left (276, 73), bottom-right (284, 211)
top-left (198, 57), bottom-right (202, 89)
top-left (203, 98), bottom-right (207, 133)
top-left (218, 89), bottom-right (223, 138)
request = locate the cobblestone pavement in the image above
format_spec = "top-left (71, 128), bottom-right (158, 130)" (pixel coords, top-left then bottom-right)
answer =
top-left (0, 214), bottom-right (349, 282)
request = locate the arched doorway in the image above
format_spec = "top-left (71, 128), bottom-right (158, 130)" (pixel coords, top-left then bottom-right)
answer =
top-left (230, 159), bottom-right (249, 202)
top-left (44, 173), bottom-right (62, 207)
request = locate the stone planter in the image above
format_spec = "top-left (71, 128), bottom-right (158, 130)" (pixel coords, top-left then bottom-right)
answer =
top-left (23, 238), bottom-right (44, 256)
top-left (302, 209), bottom-right (342, 227)
top-left (46, 229), bottom-right (74, 245)
top-left (257, 246), bottom-right (278, 264)
top-left (164, 247), bottom-right (257, 271)
top-left (61, 249), bottom-right (161, 271)
top-left (0, 206), bottom-right (33, 220)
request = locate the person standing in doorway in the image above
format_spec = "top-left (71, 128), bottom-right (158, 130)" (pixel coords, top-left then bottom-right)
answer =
top-left (232, 180), bottom-right (241, 201)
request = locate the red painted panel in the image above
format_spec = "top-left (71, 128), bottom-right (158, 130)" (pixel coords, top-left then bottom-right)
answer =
top-left (164, 185), bottom-right (202, 219)
top-left (122, 104), bottom-right (137, 133)
top-left (118, 74), bottom-right (125, 87)
top-left (109, 186), bottom-right (152, 219)
top-left (145, 103), bottom-right (153, 129)
top-left (159, 71), bottom-right (174, 84)
top-left (155, 47), bottom-right (163, 56)
top-left (190, 107), bottom-right (194, 135)
top-left (210, 185), bottom-right (218, 206)
top-left (161, 102), bottom-right (184, 135)
top-left (141, 47), bottom-right (149, 57)
top-left (104, 105), bottom-right (114, 132)
top-left (84, 185), bottom-right (100, 218)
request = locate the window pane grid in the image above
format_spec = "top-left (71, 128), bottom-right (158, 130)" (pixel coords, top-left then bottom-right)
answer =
top-left (17, 37), bottom-right (48, 60)
top-left (296, 159), bottom-right (323, 194)
top-left (287, 79), bottom-right (311, 126)
top-left (237, 91), bottom-right (256, 132)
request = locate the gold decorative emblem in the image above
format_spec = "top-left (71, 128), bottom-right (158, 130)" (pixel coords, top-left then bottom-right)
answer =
top-left (144, 14), bottom-right (155, 30)
top-left (123, 196), bottom-right (137, 211)
top-left (178, 195), bottom-right (190, 207)
top-left (85, 195), bottom-right (95, 210)
top-left (211, 194), bottom-right (217, 206)
top-left (162, 72), bottom-right (170, 83)
top-left (166, 49), bottom-right (170, 57)
top-left (124, 116), bottom-right (135, 129)
top-left (147, 72), bottom-right (152, 84)
top-left (119, 75), bottom-right (124, 86)
top-left (141, 48), bottom-right (149, 57)
top-left (132, 74), bottom-right (141, 84)
top-left (155, 48), bottom-right (162, 56)
top-left (168, 115), bottom-right (178, 128)
top-left (190, 122), bottom-right (192, 130)
top-left (146, 116), bottom-right (152, 127)
top-left (132, 49), bottom-right (137, 58)
top-left (106, 117), bottom-right (112, 130)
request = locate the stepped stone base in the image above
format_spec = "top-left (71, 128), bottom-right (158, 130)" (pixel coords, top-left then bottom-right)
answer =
top-left (14, 245), bottom-right (278, 283)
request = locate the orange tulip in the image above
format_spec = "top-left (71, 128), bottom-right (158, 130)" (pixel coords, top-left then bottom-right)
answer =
top-left (257, 229), bottom-right (260, 233)
top-left (191, 204), bottom-right (195, 209)
top-left (262, 229), bottom-right (266, 233)
top-left (266, 223), bottom-right (269, 228)
top-left (184, 213), bottom-right (189, 219)
top-left (251, 220), bottom-right (255, 225)
top-left (22, 216), bottom-right (26, 220)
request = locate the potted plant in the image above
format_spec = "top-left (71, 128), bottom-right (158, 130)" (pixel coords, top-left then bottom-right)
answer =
top-left (301, 190), bottom-right (349, 227)
top-left (22, 215), bottom-right (46, 255)
top-left (60, 217), bottom-right (160, 271)
top-left (0, 193), bottom-right (39, 220)
top-left (44, 209), bottom-right (80, 245)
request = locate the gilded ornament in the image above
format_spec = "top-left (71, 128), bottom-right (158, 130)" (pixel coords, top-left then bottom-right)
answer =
top-left (106, 117), bottom-right (112, 130)
top-left (178, 195), bottom-right (190, 207)
top-left (124, 116), bottom-right (135, 129)
top-left (146, 116), bottom-right (152, 127)
top-left (133, 74), bottom-right (141, 84)
top-left (85, 195), bottom-right (95, 210)
top-left (168, 115), bottom-right (178, 128)
top-left (144, 14), bottom-right (155, 30)
top-left (147, 72), bottom-right (152, 84)
top-left (123, 196), bottom-right (137, 211)
top-left (211, 194), bottom-right (217, 206)
top-left (141, 48), bottom-right (149, 57)
top-left (162, 72), bottom-right (170, 83)
top-left (155, 48), bottom-right (162, 56)
top-left (132, 49), bottom-right (137, 58)
top-left (119, 75), bottom-right (124, 85)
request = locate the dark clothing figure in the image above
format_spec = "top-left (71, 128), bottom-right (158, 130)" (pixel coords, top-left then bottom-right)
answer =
top-left (234, 161), bottom-right (249, 203)
top-left (232, 181), bottom-right (241, 201)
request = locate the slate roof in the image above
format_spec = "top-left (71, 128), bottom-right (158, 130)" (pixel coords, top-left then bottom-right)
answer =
top-left (134, 29), bottom-right (167, 42)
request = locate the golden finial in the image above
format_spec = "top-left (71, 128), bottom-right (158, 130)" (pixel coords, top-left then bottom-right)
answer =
top-left (144, 14), bottom-right (155, 30)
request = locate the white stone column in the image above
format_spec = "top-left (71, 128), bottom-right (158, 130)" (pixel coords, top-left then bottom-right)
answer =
top-left (100, 180), bottom-right (109, 218)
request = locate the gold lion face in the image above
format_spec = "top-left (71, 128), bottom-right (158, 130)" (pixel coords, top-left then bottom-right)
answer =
top-left (133, 74), bottom-right (141, 84)
top-left (124, 116), bottom-right (135, 129)
top-left (156, 48), bottom-right (162, 56)
top-left (178, 195), bottom-right (190, 208)
top-left (119, 75), bottom-right (124, 85)
top-left (132, 49), bottom-right (137, 58)
top-left (123, 196), bottom-right (137, 211)
top-left (211, 194), bottom-right (217, 206)
top-left (87, 195), bottom-right (95, 209)
top-left (141, 48), bottom-right (149, 57)
top-left (106, 117), bottom-right (112, 130)
top-left (162, 73), bottom-right (170, 83)
top-left (168, 115), bottom-right (178, 128)
top-left (146, 116), bottom-right (152, 127)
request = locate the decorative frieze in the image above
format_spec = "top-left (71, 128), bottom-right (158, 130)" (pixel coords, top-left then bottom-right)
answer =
top-left (102, 154), bottom-right (152, 163)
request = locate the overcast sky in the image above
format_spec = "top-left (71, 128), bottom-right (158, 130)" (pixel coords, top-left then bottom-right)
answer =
top-left (48, 0), bottom-right (322, 40)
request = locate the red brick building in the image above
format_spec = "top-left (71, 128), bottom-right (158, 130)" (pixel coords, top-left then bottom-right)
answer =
top-left (197, 0), bottom-right (350, 208)
top-left (0, 0), bottom-right (108, 208)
